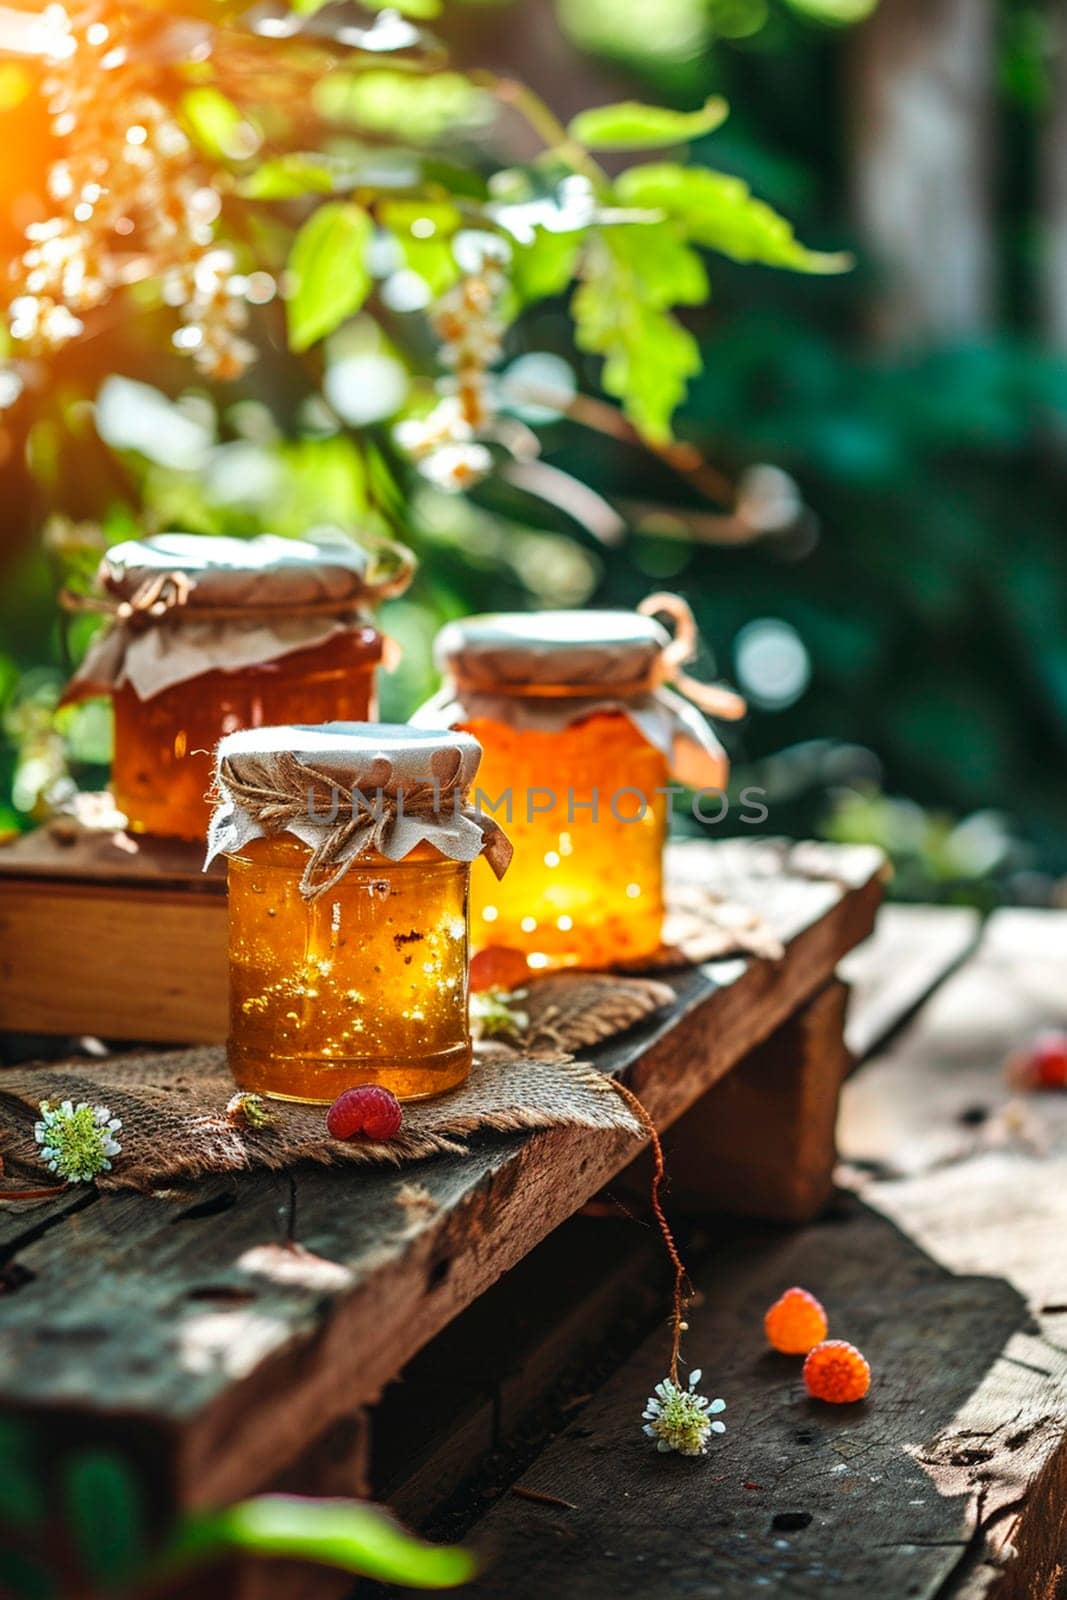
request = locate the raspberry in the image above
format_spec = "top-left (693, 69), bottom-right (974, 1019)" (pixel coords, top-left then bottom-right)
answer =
top-left (1007, 1030), bottom-right (1067, 1091)
top-left (803, 1340), bottom-right (870, 1403)
top-left (469, 946), bottom-right (531, 994)
top-left (326, 1086), bottom-right (403, 1142)
top-left (764, 1287), bottom-right (828, 1355)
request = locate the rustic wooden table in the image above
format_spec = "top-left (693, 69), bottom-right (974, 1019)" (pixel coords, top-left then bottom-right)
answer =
top-left (0, 837), bottom-right (884, 1598)
top-left (462, 907), bottom-right (1067, 1600)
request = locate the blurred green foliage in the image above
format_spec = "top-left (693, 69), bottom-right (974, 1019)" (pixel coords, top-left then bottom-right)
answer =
top-left (1, 0), bottom-right (1064, 911)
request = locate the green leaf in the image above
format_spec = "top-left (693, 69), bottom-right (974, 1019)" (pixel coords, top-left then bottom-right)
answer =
top-left (569, 97), bottom-right (728, 150)
top-left (782, 0), bottom-right (878, 22)
top-left (180, 87), bottom-right (257, 163)
top-left (614, 163), bottom-right (852, 273)
top-left (572, 229), bottom-right (703, 444)
top-left (379, 200), bottom-right (461, 295)
top-left (159, 1496), bottom-right (476, 1589)
top-left (315, 70), bottom-right (488, 143)
top-left (293, 0), bottom-right (440, 13)
top-left (510, 229), bottom-right (583, 304)
top-left (63, 1450), bottom-right (146, 1587)
top-left (286, 203), bottom-right (373, 353)
top-left (240, 156), bottom-right (335, 200)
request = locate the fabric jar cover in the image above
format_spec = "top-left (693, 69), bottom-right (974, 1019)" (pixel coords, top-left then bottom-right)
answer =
top-left (410, 596), bottom-right (745, 790)
top-left (205, 721), bottom-right (513, 901)
top-left (62, 532), bottom-right (415, 703)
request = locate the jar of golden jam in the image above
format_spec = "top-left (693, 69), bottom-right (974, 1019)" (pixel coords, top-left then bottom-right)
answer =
top-left (62, 533), bottom-right (413, 842)
top-left (205, 723), bottom-right (511, 1103)
top-left (413, 597), bottom-right (744, 971)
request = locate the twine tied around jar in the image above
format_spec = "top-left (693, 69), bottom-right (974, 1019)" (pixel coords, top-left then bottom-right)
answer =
top-left (207, 746), bottom-right (513, 902)
top-left (637, 593), bottom-right (746, 721)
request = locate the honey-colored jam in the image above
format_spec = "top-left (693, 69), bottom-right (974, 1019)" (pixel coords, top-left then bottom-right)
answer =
top-left (227, 834), bottom-right (471, 1103)
top-left (462, 710), bottom-right (667, 969)
top-left (112, 624), bottom-right (381, 841)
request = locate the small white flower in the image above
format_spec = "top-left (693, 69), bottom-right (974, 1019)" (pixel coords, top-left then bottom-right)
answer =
top-left (642, 1369), bottom-right (725, 1457)
top-left (417, 442), bottom-right (493, 493)
top-left (33, 1099), bottom-right (123, 1183)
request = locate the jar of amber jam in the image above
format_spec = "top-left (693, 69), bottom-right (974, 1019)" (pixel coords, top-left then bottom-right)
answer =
top-left (413, 596), bottom-right (744, 971)
top-left (205, 723), bottom-right (511, 1103)
top-left (62, 533), bottom-right (413, 841)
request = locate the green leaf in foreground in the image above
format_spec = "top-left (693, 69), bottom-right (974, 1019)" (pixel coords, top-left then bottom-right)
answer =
top-left (62, 1449), bottom-right (146, 1588)
top-left (572, 227), bottom-right (704, 445)
top-left (568, 97), bottom-right (728, 150)
top-left (615, 163), bottom-right (852, 273)
top-left (158, 1495), bottom-right (477, 1589)
top-left (286, 202), bottom-right (373, 352)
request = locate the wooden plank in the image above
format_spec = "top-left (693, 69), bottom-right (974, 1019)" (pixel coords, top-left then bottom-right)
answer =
top-left (839, 903), bottom-right (981, 1062)
top-left (459, 1195), bottom-right (1066, 1600)
top-left (0, 878), bottom-right (229, 1042)
top-left (662, 978), bottom-right (850, 1223)
top-left (0, 840), bottom-right (883, 1515)
top-left (836, 907), bottom-right (1067, 1597)
top-left (0, 825), bottom-right (225, 890)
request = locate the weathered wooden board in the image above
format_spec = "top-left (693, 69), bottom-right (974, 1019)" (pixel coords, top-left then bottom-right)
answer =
top-left (458, 908), bottom-right (1067, 1600)
top-left (0, 840), bottom-right (883, 1516)
top-left (836, 907), bottom-right (1067, 1598)
top-left (461, 1196), bottom-right (1061, 1600)
top-left (839, 902), bottom-right (980, 1062)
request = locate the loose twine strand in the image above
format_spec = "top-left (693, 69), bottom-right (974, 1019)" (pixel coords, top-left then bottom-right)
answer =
top-left (609, 1077), bottom-right (689, 1386)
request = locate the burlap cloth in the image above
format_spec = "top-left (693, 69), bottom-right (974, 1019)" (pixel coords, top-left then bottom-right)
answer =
top-left (0, 1048), bottom-right (642, 1194)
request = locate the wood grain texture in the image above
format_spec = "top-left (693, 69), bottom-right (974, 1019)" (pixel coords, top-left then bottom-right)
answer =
top-left (837, 908), bottom-right (1067, 1598)
top-left (0, 839), bottom-right (883, 1514)
top-left (462, 1197), bottom-right (1057, 1600)
top-left (663, 979), bottom-right (850, 1222)
top-left (839, 903), bottom-right (980, 1062)
top-left (0, 878), bottom-right (229, 1041)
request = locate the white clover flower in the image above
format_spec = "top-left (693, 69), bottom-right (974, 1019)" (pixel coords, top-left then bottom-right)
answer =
top-left (34, 1100), bottom-right (123, 1183)
top-left (642, 1368), bottom-right (726, 1457)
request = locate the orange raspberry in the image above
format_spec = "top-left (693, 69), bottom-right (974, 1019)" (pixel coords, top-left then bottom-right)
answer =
top-left (803, 1340), bottom-right (871, 1403)
top-left (764, 1287), bottom-right (828, 1355)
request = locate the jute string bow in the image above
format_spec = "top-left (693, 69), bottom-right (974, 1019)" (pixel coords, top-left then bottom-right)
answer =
top-left (210, 749), bottom-right (513, 901)
top-left (637, 593), bottom-right (746, 721)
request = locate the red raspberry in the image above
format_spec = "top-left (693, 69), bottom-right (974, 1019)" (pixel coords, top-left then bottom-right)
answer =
top-left (469, 946), bottom-right (531, 994)
top-left (1008, 1030), bottom-right (1067, 1091)
top-left (327, 1086), bottom-right (403, 1142)
top-left (803, 1340), bottom-right (870, 1403)
top-left (764, 1287), bottom-right (829, 1355)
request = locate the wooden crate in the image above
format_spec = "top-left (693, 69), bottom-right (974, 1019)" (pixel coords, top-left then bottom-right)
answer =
top-left (0, 828), bottom-right (227, 1043)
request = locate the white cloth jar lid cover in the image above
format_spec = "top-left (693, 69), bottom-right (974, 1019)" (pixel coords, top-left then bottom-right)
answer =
top-left (100, 532), bottom-right (404, 609)
top-left (206, 721), bottom-right (511, 899)
top-left (434, 610), bottom-right (671, 692)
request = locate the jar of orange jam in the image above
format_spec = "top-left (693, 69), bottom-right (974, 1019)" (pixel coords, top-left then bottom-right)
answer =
top-left (413, 598), bottom-right (744, 971)
top-left (62, 533), bottom-right (413, 841)
top-left (205, 723), bottom-right (512, 1103)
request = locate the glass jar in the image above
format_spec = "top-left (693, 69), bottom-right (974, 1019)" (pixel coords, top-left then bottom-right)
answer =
top-left (112, 624), bottom-right (381, 842)
top-left (462, 711), bottom-right (668, 968)
top-left (207, 723), bottom-right (511, 1103)
top-left (413, 602), bottom-right (742, 972)
top-left (63, 533), bottom-right (413, 842)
